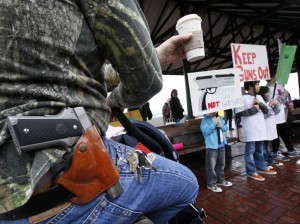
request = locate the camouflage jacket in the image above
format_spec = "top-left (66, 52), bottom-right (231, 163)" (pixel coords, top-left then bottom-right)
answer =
top-left (0, 0), bottom-right (162, 213)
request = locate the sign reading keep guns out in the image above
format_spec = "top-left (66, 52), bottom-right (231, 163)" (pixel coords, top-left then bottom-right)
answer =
top-left (231, 43), bottom-right (270, 82)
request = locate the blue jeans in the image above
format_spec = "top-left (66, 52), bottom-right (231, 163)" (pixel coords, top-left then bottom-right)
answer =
top-left (0, 138), bottom-right (198, 224)
top-left (205, 148), bottom-right (225, 187)
top-left (245, 141), bottom-right (267, 175)
top-left (263, 141), bottom-right (274, 166)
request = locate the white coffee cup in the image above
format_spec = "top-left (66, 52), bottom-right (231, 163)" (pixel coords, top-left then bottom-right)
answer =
top-left (176, 14), bottom-right (205, 62)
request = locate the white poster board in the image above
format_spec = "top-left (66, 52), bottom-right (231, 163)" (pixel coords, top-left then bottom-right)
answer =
top-left (231, 43), bottom-right (270, 82)
top-left (188, 68), bottom-right (243, 116)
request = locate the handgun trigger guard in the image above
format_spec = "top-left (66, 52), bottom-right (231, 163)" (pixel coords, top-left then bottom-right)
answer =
top-left (50, 149), bottom-right (74, 175)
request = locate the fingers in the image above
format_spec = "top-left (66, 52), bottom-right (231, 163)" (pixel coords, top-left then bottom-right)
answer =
top-left (213, 117), bottom-right (221, 126)
top-left (173, 33), bottom-right (193, 43)
top-left (254, 97), bottom-right (260, 104)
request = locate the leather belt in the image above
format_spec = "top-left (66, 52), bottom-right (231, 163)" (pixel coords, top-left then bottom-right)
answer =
top-left (0, 186), bottom-right (73, 220)
top-left (28, 202), bottom-right (71, 224)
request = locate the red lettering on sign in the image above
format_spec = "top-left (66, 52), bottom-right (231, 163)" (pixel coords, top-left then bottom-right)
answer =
top-left (207, 101), bottom-right (220, 109)
top-left (237, 65), bottom-right (244, 82)
top-left (244, 69), bottom-right (257, 81)
top-left (233, 45), bottom-right (242, 65)
top-left (233, 45), bottom-right (257, 65)
top-left (258, 66), bottom-right (270, 79)
top-left (252, 53), bottom-right (256, 62)
top-left (242, 52), bottom-right (256, 64)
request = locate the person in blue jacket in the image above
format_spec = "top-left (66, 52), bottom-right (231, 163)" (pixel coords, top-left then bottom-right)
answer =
top-left (200, 112), bottom-right (233, 193)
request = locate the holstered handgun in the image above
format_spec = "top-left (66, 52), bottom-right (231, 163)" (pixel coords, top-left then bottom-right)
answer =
top-left (6, 107), bottom-right (123, 204)
top-left (56, 125), bottom-right (120, 204)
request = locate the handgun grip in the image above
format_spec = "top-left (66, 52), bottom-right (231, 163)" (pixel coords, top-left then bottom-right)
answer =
top-left (7, 118), bottom-right (83, 153)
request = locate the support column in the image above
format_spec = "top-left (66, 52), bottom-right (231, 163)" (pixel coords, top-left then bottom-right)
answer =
top-left (179, 1), bottom-right (195, 120)
top-left (297, 56), bottom-right (300, 98)
top-left (183, 60), bottom-right (195, 119)
top-left (294, 53), bottom-right (300, 96)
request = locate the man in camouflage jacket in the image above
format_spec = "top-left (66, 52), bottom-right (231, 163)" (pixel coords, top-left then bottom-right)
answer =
top-left (0, 0), bottom-right (198, 223)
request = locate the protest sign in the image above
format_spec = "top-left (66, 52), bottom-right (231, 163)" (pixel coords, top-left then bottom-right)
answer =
top-left (276, 43), bottom-right (297, 84)
top-left (231, 43), bottom-right (270, 82)
top-left (188, 68), bottom-right (243, 116)
top-left (110, 109), bottom-right (143, 127)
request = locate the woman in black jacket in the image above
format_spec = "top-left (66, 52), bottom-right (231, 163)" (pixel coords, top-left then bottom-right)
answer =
top-left (169, 89), bottom-right (184, 122)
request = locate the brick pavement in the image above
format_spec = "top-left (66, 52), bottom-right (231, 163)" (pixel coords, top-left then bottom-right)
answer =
top-left (181, 141), bottom-right (300, 224)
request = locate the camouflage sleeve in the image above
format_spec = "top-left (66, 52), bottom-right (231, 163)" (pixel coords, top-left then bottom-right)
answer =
top-left (263, 108), bottom-right (272, 119)
top-left (258, 102), bottom-right (269, 114)
top-left (272, 103), bottom-right (281, 115)
top-left (276, 95), bottom-right (287, 105)
top-left (235, 107), bottom-right (258, 118)
top-left (77, 0), bottom-right (163, 109)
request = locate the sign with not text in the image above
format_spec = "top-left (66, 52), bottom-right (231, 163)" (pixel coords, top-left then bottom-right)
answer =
top-left (231, 43), bottom-right (270, 82)
top-left (188, 68), bottom-right (243, 116)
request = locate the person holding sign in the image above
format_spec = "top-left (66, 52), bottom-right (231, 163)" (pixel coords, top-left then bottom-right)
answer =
top-left (267, 77), bottom-right (299, 159)
top-left (258, 86), bottom-right (284, 168)
top-left (235, 81), bottom-right (277, 181)
top-left (200, 112), bottom-right (233, 192)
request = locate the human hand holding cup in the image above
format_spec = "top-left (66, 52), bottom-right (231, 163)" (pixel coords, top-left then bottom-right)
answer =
top-left (176, 14), bottom-right (205, 62)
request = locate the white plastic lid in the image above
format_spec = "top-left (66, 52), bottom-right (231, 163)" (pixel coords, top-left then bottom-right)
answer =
top-left (176, 14), bottom-right (201, 25)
